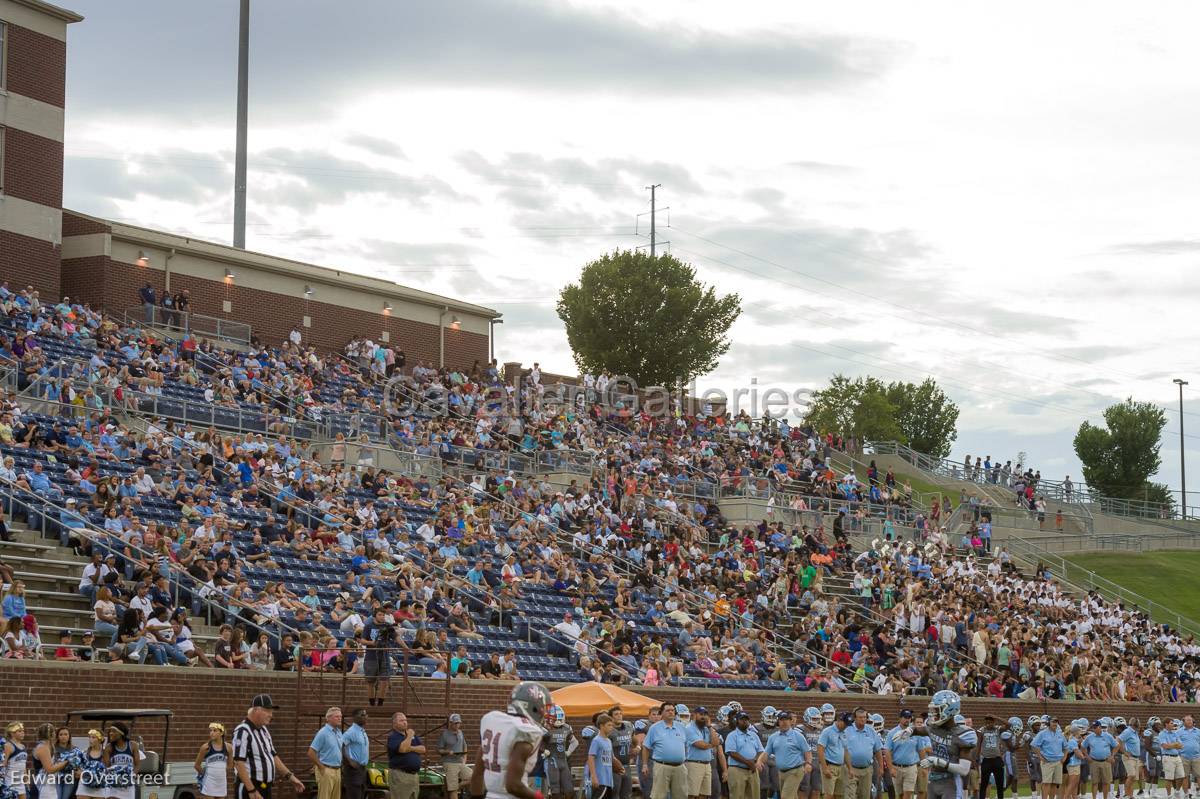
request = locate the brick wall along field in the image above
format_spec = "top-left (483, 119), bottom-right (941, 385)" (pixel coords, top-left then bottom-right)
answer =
top-left (0, 660), bottom-right (1184, 786)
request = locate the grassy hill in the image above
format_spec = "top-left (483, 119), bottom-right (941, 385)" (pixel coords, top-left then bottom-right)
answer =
top-left (1066, 550), bottom-right (1200, 626)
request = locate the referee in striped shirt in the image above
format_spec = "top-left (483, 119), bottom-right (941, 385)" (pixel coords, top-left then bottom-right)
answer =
top-left (232, 694), bottom-right (306, 799)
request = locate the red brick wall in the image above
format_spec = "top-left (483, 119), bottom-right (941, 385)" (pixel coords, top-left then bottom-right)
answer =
top-left (0, 229), bottom-right (60, 297)
top-left (5, 23), bottom-right (67, 108)
top-left (3, 126), bottom-right (64, 209)
top-left (60, 255), bottom-right (111, 307)
top-left (61, 257), bottom-right (489, 367)
top-left (0, 661), bottom-right (1182, 778)
top-left (63, 211), bottom-right (111, 237)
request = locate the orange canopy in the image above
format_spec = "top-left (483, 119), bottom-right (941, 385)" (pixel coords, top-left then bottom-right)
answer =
top-left (550, 682), bottom-right (662, 718)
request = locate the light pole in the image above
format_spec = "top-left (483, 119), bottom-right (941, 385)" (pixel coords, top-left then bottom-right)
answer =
top-left (1175, 378), bottom-right (1188, 519)
top-left (489, 318), bottom-right (504, 363)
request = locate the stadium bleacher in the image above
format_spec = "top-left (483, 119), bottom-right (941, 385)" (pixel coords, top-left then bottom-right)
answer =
top-left (0, 284), bottom-right (1195, 704)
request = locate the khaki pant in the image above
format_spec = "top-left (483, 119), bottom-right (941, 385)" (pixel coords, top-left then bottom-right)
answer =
top-left (652, 762), bottom-right (689, 799)
top-left (1090, 760), bottom-right (1113, 785)
top-left (727, 767), bottom-right (760, 799)
top-left (315, 764), bottom-right (342, 799)
top-left (847, 765), bottom-right (873, 799)
top-left (389, 769), bottom-right (420, 799)
top-left (1164, 756), bottom-right (1185, 781)
top-left (1041, 760), bottom-right (1064, 786)
top-left (894, 764), bottom-right (917, 794)
top-left (780, 766), bottom-right (808, 799)
top-left (687, 762), bottom-right (713, 796)
top-left (821, 764), bottom-right (846, 799)
top-left (916, 768), bottom-right (928, 797)
top-left (444, 763), bottom-right (473, 793)
top-left (1184, 758), bottom-right (1200, 781)
top-left (1122, 756), bottom-right (1141, 780)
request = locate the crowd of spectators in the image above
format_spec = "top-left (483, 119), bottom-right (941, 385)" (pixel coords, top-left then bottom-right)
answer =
top-left (0, 282), bottom-right (1195, 703)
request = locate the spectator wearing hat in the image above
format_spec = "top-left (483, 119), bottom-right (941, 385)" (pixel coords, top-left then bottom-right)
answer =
top-left (817, 713), bottom-right (850, 799)
top-left (642, 703), bottom-right (689, 799)
top-left (232, 694), bottom-right (305, 799)
top-left (342, 708), bottom-right (371, 799)
top-left (724, 711), bottom-right (765, 799)
top-left (438, 714), bottom-right (471, 799)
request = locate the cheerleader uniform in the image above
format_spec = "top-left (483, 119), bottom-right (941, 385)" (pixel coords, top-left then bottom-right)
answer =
top-left (197, 743), bottom-right (228, 798)
top-left (105, 744), bottom-right (134, 799)
top-left (74, 752), bottom-right (105, 799)
top-left (4, 742), bottom-right (28, 799)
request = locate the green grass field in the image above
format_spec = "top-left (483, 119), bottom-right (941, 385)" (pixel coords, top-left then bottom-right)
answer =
top-left (1066, 550), bottom-right (1200, 624)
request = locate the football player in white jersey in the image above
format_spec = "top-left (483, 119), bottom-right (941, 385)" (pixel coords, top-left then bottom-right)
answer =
top-left (471, 682), bottom-right (554, 799)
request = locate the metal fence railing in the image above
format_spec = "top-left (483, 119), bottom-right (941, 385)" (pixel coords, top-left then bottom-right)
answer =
top-left (1002, 534), bottom-right (1200, 639)
top-left (125, 306), bottom-right (252, 347)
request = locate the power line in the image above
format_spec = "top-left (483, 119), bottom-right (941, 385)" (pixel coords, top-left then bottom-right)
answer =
top-left (669, 226), bottom-right (1200, 421)
top-left (670, 223), bottom-right (1200, 403)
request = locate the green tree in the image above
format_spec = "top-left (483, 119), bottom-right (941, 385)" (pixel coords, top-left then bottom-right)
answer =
top-left (804, 374), bottom-right (905, 442)
top-left (1073, 398), bottom-right (1167, 505)
top-left (885, 378), bottom-right (960, 458)
top-left (556, 249), bottom-right (741, 389)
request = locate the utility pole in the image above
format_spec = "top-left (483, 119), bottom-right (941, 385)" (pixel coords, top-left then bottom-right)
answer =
top-left (233, 0), bottom-right (250, 249)
top-left (1176, 378), bottom-right (1189, 518)
top-left (646, 183), bottom-right (661, 257)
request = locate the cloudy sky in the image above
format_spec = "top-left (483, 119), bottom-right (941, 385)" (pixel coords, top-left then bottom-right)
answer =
top-left (60, 0), bottom-right (1200, 500)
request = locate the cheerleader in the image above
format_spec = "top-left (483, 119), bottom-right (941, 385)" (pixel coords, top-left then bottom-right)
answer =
top-left (29, 725), bottom-right (72, 799)
top-left (3, 722), bottom-right (28, 799)
top-left (74, 732), bottom-right (105, 799)
top-left (192, 724), bottom-right (228, 799)
top-left (50, 727), bottom-right (82, 799)
top-left (102, 725), bottom-right (139, 799)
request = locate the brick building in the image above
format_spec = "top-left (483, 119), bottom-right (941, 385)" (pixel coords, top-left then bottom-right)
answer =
top-left (0, 0), bottom-right (497, 366)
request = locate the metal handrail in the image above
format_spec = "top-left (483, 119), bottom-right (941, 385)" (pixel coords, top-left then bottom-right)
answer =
top-left (1002, 534), bottom-right (1200, 638)
top-left (125, 305), bottom-right (252, 347)
top-left (0, 471), bottom-right (303, 645)
top-left (382, 436), bottom-right (863, 690)
top-left (867, 440), bottom-right (1178, 522)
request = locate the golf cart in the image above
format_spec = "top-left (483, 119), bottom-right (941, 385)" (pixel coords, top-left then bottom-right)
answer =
top-left (65, 709), bottom-right (200, 799)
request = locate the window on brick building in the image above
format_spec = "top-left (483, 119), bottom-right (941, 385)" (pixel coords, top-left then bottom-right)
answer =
top-left (0, 21), bottom-right (6, 91)
top-left (0, 127), bottom-right (5, 195)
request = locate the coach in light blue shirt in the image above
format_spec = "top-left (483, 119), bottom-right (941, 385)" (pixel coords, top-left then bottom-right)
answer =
top-left (817, 717), bottom-right (848, 767)
top-left (1179, 717), bottom-right (1200, 762)
top-left (1032, 721), bottom-right (1067, 763)
top-left (885, 714), bottom-right (921, 767)
top-left (1082, 725), bottom-right (1117, 760)
top-left (643, 704), bottom-right (688, 765)
top-left (764, 713), bottom-right (811, 772)
top-left (309, 708), bottom-right (345, 769)
top-left (1117, 723), bottom-right (1140, 759)
top-left (843, 711), bottom-right (882, 769)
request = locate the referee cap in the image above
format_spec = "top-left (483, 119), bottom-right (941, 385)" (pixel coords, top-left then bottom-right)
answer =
top-left (251, 694), bottom-right (280, 709)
